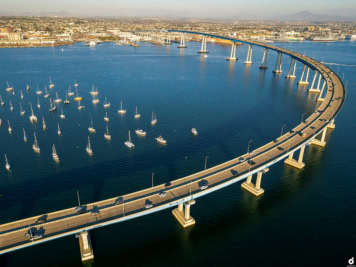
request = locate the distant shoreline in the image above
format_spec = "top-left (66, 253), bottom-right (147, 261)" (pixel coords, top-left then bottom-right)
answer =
top-left (0, 41), bottom-right (78, 48)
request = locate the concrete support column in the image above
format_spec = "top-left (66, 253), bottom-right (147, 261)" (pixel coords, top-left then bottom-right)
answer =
top-left (321, 128), bottom-right (327, 143)
top-left (292, 60), bottom-right (297, 77)
top-left (306, 67), bottom-right (310, 81)
top-left (288, 152), bottom-right (294, 160)
top-left (273, 53), bottom-right (282, 73)
top-left (184, 202), bottom-right (191, 220)
top-left (172, 201), bottom-right (195, 228)
top-left (77, 231), bottom-right (94, 262)
top-left (317, 81), bottom-right (327, 102)
top-left (298, 65), bottom-right (306, 84)
top-left (256, 172), bottom-right (263, 190)
top-left (308, 71), bottom-right (321, 93)
top-left (241, 172), bottom-right (265, 196)
top-left (284, 147), bottom-right (306, 169)
top-left (311, 127), bottom-right (327, 147)
top-left (198, 36), bottom-right (208, 53)
top-left (298, 145), bottom-right (305, 164)
top-left (286, 58), bottom-right (293, 78)
top-left (327, 119), bottom-right (336, 129)
top-left (260, 48), bottom-right (268, 69)
top-left (227, 43), bottom-right (236, 61)
top-left (245, 45), bottom-right (252, 64)
top-left (279, 54), bottom-right (283, 72)
top-left (178, 34), bottom-right (187, 48)
top-left (178, 203), bottom-right (183, 212)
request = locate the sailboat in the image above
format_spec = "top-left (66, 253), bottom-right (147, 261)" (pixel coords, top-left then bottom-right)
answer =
top-left (29, 103), bottom-right (38, 123)
top-left (6, 81), bottom-right (13, 92)
top-left (23, 128), bottom-right (27, 142)
top-left (103, 97), bottom-right (110, 108)
top-left (88, 116), bottom-right (96, 133)
top-left (42, 117), bottom-right (47, 131)
top-left (151, 112), bottom-right (157, 126)
top-left (86, 136), bottom-right (93, 155)
top-left (135, 129), bottom-right (147, 137)
top-left (20, 103), bottom-right (25, 116)
top-left (7, 120), bottom-right (12, 134)
top-left (74, 80), bottom-right (78, 87)
top-left (155, 135), bottom-right (167, 145)
top-left (60, 108), bottom-right (65, 119)
top-left (118, 101), bottom-right (127, 114)
top-left (92, 95), bottom-right (99, 104)
top-left (64, 94), bottom-right (70, 104)
top-left (90, 85), bottom-right (98, 96)
top-left (191, 128), bottom-right (198, 136)
top-left (44, 86), bottom-right (49, 98)
top-left (74, 88), bottom-right (82, 101)
top-left (12, 89), bottom-right (15, 96)
top-left (57, 123), bottom-right (62, 136)
top-left (0, 95), bottom-right (4, 106)
top-left (104, 112), bottom-right (109, 122)
top-left (20, 90), bottom-right (24, 100)
top-left (9, 101), bottom-right (13, 112)
top-left (54, 92), bottom-right (62, 103)
top-left (49, 98), bottom-right (57, 112)
top-left (52, 144), bottom-right (59, 162)
top-left (32, 133), bottom-right (40, 153)
top-left (49, 77), bottom-right (55, 89)
top-left (124, 130), bottom-right (135, 148)
top-left (5, 154), bottom-right (10, 172)
top-left (77, 100), bottom-right (84, 111)
top-left (0, 118), bottom-right (2, 127)
top-left (134, 106), bottom-right (141, 119)
top-left (68, 86), bottom-right (74, 96)
top-left (37, 98), bottom-right (40, 109)
top-left (26, 85), bottom-right (30, 91)
top-left (36, 86), bottom-right (42, 95)
top-left (104, 124), bottom-right (111, 140)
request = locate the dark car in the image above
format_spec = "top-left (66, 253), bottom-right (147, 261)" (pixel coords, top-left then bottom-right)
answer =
top-left (75, 206), bottom-right (86, 214)
top-left (114, 197), bottom-right (124, 205)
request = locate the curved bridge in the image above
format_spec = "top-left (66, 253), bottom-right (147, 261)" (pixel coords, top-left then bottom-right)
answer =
top-left (0, 31), bottom-right (345, 261)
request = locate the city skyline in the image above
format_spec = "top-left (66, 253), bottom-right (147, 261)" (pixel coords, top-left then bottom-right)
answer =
top-left (1, 0), bottom-right (356, 18)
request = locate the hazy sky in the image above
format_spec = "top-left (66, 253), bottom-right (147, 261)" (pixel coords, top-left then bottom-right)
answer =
top-left (2, 0), bottom-right (356, 17)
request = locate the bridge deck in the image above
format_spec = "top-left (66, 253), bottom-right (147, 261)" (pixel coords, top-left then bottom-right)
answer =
top-left (0, 32), bottom-right (345, 255)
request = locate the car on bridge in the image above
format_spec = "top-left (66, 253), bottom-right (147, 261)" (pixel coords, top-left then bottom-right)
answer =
top-left (159, 191), bottom-right (166, 198)
top-left (199, 179), bottom-right (209, 190)
top-left (145, 199), bottom-right (153, 209)
top-left (239, 157), bottom-right (245, 163)
top-left (114, 196), bottom-right (124, 205)
top-left (75, 205), bottom-right (86, 214)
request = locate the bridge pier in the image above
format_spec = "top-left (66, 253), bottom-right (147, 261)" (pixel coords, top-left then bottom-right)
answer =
top-left (244, 45), bottom-right (252, 64)
top-left (227, 42), bottom-right (237, 61)
top-left (311, 128), bottom-right (327, 147)
top-left (241, 168), bottom-right (269, 196)
top-left (286, 58), bottom-right (297, 79)
top-left (327, 119), bottom-right (336, 129)
top-left (272, 52), bottom-right (283, 73)
top-left (284, 145), bottom-right (306, 169)
top-left (298, 66), bottom-right (310, 85)
top-left (177, 34), bottom-right (187, 48)
top-left (198, 36), bottom-right (208, 53)
top-left (308, 71), bottom-right (321, 93)
top-left (259, 48), bottom-right (268, 69)
top-left (76, 230), bottom-right (94, 262)
top-left (166, 34), bottom-right (172, 45)
top-left (317, 81), bottom-right (327, 102)
top-left (172, 200), bottom-right (196, 228)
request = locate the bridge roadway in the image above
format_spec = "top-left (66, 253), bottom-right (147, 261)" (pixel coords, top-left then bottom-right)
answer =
top-left (0, 32), bottom-right (345, 255)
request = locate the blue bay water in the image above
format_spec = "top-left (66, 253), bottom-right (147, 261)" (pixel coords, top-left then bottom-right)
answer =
top-left (0, 40), bottom-right (355, 266)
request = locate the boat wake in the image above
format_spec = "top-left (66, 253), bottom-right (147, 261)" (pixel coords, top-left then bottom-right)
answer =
top-left (321, 62), bottom-right (356, 67)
